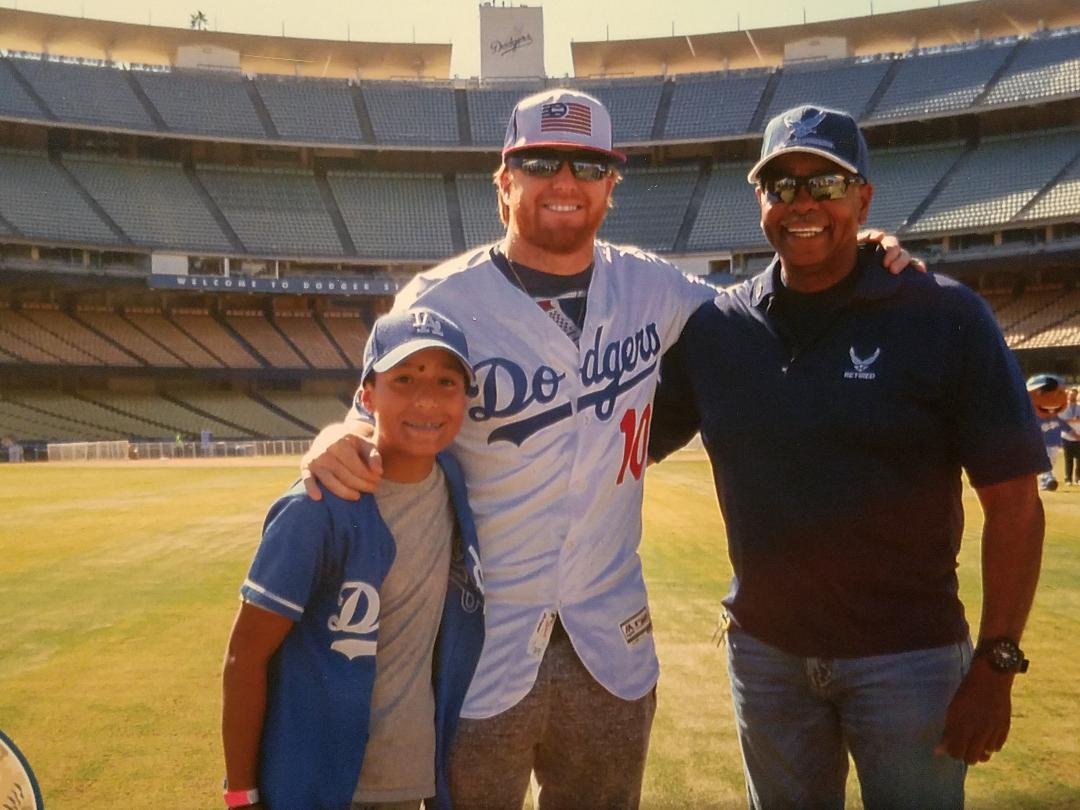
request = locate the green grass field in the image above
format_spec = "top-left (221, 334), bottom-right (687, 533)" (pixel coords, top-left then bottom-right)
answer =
top-left (2, 458), bottom-right (1078, 809)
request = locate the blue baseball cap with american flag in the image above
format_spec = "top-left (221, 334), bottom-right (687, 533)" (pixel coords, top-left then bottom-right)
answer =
top-left (502, 88), bottom-right (626, 162)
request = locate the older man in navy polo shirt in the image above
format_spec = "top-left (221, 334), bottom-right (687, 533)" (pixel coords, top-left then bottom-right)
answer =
top-left (651, 105), bottom-right (1048, 808)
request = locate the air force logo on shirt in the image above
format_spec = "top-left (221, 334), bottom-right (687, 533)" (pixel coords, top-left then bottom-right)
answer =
top-left (328, 580), bottom-right (380, 660)
top-left (844, 346), bottom-right (881, 380)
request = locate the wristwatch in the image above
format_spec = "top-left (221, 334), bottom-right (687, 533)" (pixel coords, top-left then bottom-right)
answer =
top-left (223, 784), bottom-right (260, 808)
top-left (975, 637), bottom-right (1029, 673)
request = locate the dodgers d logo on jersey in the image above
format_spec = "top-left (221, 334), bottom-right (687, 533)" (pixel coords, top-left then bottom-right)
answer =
top-left (469, 321), bottom-right (662, 446)
top-left (328, 580), bottom-right (380, 660)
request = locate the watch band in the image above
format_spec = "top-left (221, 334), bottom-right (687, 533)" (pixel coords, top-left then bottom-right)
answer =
top-left (223, 787), bottom-right (260, 807)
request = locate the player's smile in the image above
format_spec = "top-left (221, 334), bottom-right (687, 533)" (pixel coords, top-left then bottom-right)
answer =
top-left (758, 152), bottom-right (873, 292)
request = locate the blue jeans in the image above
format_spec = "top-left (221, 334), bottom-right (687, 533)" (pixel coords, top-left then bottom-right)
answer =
top-left (726, 626), bottom-right (971, 809)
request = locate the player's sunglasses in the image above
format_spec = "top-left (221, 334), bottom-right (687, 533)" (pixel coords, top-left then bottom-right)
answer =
top-left (506, 152), bottom-right (615, 182)
top-left (760, 172), bottom-right (864, 204)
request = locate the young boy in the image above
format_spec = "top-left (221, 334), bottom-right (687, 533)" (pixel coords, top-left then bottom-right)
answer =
top-left (222, 307), bottom-right (484, 810)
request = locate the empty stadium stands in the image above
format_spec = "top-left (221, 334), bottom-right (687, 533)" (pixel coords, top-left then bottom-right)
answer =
top-left (74, 308), bottom-right (188, 367)
top-left (908, 129), bottom-right (1079, 234)
top-left (0, 149), bottom-right (119, 246)
top-left (599, 165), bottom-right (699, 251)
top-left (575, 78), bottom-right (665, 143)
top-left (981, 30), bottom-right (1080, 107)
top-left (328, 171), bottom-right (454, 260)
top-left (362, 82), bottom-right (459, 145)
top-left (467, 87), bottom-right (534, 147)
top-left (457, 172), bottom-right (504, 249)
top-left (320, 312), bottom-right (370, 368)
top-left (255, 76), bottom-right (365, 144)
top-left (167, 390), bottom-right (312, 437)
top-left (0, 56), bottom-right (47, 119)
top-left (224, 311), bottom-right (308, 368)
top-left (12, 59), bottom-right (155, 130)
top-left (129, 310), bottom-right (231, 368)
top-left (764, 59), bottom-right (891, 122)
top-left (64, 154), bottom-right (233, 252)
top-left (133, 69), bottom-right (266, 139)
top-left (686, 162), bottom-right (767, 252)
top-left (865, 143), bottom-right (967, 233)
top-left (869, 42), bottom-right (1015, 121)
top-left (198, 165), bottom-right (344, 256)
top-left (274, 312), bottom-right (348, 369)
top-left (664, 71), bottom-right (771, 140)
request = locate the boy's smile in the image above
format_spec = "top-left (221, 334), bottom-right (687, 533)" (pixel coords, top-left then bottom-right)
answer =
top-left (360, 347), bottom-right (469, 483)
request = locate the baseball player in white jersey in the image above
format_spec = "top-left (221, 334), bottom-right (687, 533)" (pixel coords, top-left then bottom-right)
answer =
top-left (301, 89), bottom-right (914, 810)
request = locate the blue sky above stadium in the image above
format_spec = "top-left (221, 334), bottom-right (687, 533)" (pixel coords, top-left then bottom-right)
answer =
top-left (8, 0), bottom-right (966, 77)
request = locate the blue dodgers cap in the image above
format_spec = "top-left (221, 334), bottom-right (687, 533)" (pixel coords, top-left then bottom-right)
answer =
top-left (1026, 373), bottom-right (1066, 392)
top-left (747, 104), bottom-right (870, 183)
top-left (361, 308), bottom-right (475, 388)
top-left (502, 88), bottom-right (626, 163)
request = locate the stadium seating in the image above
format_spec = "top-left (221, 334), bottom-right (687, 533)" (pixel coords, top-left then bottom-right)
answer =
top-left (457, 172), bottom-right (504, 249)
top-left (686, 162), bottom-right (768, 252)
top-left (224, 311), bottom-right (308, 368)
top-left (64, 154), bottom-right (233, 252)
top-left (17, 306), bottom-right (139, 366)
top-left (255, 76), bottom-right (366, 143)
top-left (0, 56), bottom-right (47, 119)
top-left (133, 69), bottom-right (267, 139)
top-left (13, 59), bottom-right (155, 130)
top-left (467, 86), bottom-right (536, 146)
top-left (0, 149), bottom-right (120, 246)
top-left (327, 171), bottom-right (454, 260)
top-left (197, 165), bottom-right (344, 256)
top-left (167, 310), bottom-right (258, 368)
top-left (764, 59), bottom-right (890, 122)
top-left (9, 391), bottom-right (173, 439)
top-left (167, 390), bottom-right (312, 437)
top-left (1017, 153), bottom-right (1080, 223)
top-left (574, 78), bottom-right (665, 142)
top-left (273, 312), bottom-right (349, 369)
top-left (868, 42), bottom-right (1015, 121)
top-left (77, 391), bottom-right (245, 437)
top-left (981, 30), bottom-right (1080, 107)
top-left (664, 71), bottom-right (772, 139)
top-left (908, 129), bottom-right (1079, 234)
top-left (0, 396), bottom-right (106, 441)
top-left (259, 391), bottom-right (352, 429)
top-left (866, 143), bottom-right (967, 233)
top-left (599, 164), bottom-right (699, 251)
top-left (127, 310), bottom-right (228, 368)
top-left (320, 312), bottom-right (370, 368)
top-left (361, 82), bottom-right (459, 145)
top-left (74, 308), bottom-right (188, 367)
top-left (0, 308), bottom-right (103, 365)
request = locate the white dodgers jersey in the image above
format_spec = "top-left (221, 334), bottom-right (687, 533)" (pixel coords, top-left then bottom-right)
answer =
top-left (389, 242), bottom-right (714, 718)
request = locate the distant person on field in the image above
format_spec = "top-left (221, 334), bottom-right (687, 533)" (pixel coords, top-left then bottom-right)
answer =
top-left (650, 105), bottom-right (1047, 808)
top-left (221, 308), bottom-right (484, 810)
top-left (1059, 386), bottom-right (1079, 486)
top-left (297, 88), bottom-right (918, 809)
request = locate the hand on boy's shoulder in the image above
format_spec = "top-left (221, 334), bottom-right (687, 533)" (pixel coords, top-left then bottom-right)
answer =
top-left (301, 421), bottom-right (382, 501)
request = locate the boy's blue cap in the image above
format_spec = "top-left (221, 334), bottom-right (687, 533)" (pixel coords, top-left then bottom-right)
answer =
top-left (361, 308), bottom-right (475, 388)
top-left (1026, 373), bottom-right (1065, 392)
top-left (748, 104), bottom-right (870, 183)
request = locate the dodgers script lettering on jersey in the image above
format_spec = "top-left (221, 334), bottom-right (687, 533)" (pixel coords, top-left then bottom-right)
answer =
top-left (470, 322), bottom-right (662, 446)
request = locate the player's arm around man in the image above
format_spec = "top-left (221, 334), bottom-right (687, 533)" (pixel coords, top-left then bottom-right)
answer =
top-left (937, 474), bottom-right (1044, 765)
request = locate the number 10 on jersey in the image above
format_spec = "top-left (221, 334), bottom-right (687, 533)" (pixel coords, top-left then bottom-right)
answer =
top-left (617, 405), bottom-right (652, 484)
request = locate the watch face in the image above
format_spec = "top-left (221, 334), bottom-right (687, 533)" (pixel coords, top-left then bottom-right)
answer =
top-left (989, 640), bottom-right (1023, 671)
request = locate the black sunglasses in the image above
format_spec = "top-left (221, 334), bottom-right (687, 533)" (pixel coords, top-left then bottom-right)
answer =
top-left (506, 152), bottom-right (615, 182)
top-left (761, 172), bottom-right (864, 204)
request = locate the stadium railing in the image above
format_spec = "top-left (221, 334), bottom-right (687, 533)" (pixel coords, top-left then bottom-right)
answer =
top-left (44, 439), bottom-right (312, 461)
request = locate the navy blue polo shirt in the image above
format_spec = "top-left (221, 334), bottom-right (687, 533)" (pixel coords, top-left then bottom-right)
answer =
top-left (650, 246), bottom-right (1048, 658)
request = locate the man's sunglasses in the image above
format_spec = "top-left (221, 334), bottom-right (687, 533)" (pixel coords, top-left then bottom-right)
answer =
top-left (760, 173), bottom-right (864, 204)
top-left (506, 152), bottom-right (615, 182)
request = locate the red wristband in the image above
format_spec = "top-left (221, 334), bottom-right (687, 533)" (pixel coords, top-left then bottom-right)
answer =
top-left (223, 787), bottom-right (259, 807)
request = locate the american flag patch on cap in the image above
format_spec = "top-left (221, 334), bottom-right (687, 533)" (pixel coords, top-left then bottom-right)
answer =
top-left (540, 101), bottom-right (592, 136)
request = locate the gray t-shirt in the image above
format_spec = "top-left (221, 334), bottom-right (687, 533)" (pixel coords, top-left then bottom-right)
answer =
top-left (353, 464), bottom-right (454, 803)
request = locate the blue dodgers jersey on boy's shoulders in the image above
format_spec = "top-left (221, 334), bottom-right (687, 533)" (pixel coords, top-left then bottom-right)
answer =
top-left (240, 453), bottom-right (484, 810)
